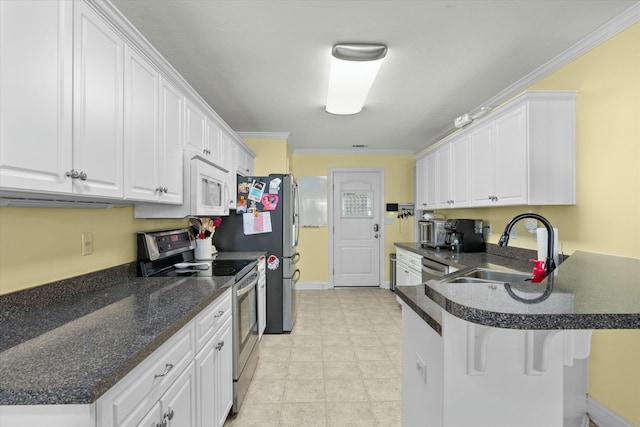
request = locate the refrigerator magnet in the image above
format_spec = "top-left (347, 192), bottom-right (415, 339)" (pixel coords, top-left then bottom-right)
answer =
top-left (269, 178), bottom-right (281, 193)
top-left (248, 180), bottom-right (266, 202)
top-left (261, 194), bottom-right (279, 210)
top-left (267, 254), bottom-right (280, 270)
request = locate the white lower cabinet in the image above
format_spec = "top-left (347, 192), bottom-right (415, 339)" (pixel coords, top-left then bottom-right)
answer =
top-left (401, 300), bottom-right (591, 427)
top-left (195, 316), bottom-right (233, 427)
top-left (136, 362), bottom-right (196, 427)
top-left (396, 248), bottom-right (422, 286)
top-left (96, 289), bottom-right (233, 427)
top-left (401, 300), bottom-right (443, 427)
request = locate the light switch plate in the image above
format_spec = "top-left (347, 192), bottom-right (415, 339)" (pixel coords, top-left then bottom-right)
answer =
top-left (81, 232), bottom-right (93, 255)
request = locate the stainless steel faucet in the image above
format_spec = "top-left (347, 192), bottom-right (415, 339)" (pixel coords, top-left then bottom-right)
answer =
top-left (498, 213), bottom-right (556, 277)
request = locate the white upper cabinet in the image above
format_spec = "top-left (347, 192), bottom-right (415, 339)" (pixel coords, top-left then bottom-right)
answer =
top-left (416, 150), bottom-right (437, 210)
top-left (158, 76), bottom-right (185, 204)
top-left (0, 0), bottom-right (245, 206)
top-left (235, 143), bottom-right (255, 177)
top-left (417, 91), bottom-right (576, 210)
top-left (0, 0), bottom-right (73, 193)
top-left (450, 135), bottom-right (470, 207)
top-left (186, 98), bottom-right (226, 168)
top-left (185, 99), bottom-right (207, 157)
top-left (73, 0), bottom-right (124, 198)
top-left (123, 45), bottom-right (183, 204)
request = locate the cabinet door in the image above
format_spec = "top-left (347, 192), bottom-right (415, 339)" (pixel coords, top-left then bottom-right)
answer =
top-left (215, 317), bottom-right (233, 427)
top-left (401, 302), bottom-right (443, 427)
top-left (205, 119), bottom-right (223, 166)
top-left (162, 362), bottom-right (196, 427)
top-left (450, 136), bottom-right (470, 208)
top-left (415, 156), bottom-right (428, 209)
top-left (185, 100), bottom-right (206, 155)
top-left (493, 105), bottom-right (527, 206)
top-left (423, 150), bottom-right (438, 210)
top-left (469, 123), bottom-right (494, 206)
top-left (195, 337), bottom-right (216, 427)
top-left (158, 76), bottom-right (184, 204)
top-left (0, 0), bottom-right (73, 193)
top-left (123, 45), bottom-right (159, 202)
top-left (436, 144), bottom-right (451, 208)
top-left (135, 402), bottom-right (161, 427)
top-left (73, 1), bottom-right (124, 198)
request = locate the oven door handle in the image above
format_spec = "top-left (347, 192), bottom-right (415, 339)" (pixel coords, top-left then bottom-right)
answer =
top-left (236, 273), bottom-right (259, 298)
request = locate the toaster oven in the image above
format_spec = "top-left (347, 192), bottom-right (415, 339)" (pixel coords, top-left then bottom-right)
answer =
top-left (419, 220), bottom-right (447, 248)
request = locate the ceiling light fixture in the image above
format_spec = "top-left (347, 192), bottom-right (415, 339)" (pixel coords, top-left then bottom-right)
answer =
top-left (326, 43), bottom-right (388, 115)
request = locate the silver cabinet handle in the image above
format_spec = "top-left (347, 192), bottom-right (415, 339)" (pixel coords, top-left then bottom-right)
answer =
top-left (216, 340), bottom-right (225, 351)
top-left (164, 408), bottom-right (174, 420)
top-left (154, 363), bottom-right (173, 379)
top-left (66, 170), bottom-right (88, 180)
top-left (214, 310), bottom-right (225, 318)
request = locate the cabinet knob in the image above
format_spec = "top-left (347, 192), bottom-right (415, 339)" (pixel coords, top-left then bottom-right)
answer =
top-left (214, 310), bottom-right (225, 318)
top-left (216, 340), bottom-right (225, 351)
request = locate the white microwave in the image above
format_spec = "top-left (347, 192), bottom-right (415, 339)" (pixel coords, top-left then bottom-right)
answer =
top-left (189, 153), bottom-right (229, 216)
top-left (134, 152), bottom-right (230, 218)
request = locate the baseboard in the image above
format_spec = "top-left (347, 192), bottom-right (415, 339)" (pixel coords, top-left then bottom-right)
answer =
top-left (294, 281), bottom-right (331, 290)
top-left (587, 396), bottom-right (635, 427)
top-left (295, 281), bottom-right (391, 290)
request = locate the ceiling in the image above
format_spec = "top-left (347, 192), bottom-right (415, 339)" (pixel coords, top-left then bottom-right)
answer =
top-left (111, 0), bottom-right (637, 153)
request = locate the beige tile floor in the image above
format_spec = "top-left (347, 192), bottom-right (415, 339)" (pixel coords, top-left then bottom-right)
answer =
top-left (224, 287), bottom-right (402, 427)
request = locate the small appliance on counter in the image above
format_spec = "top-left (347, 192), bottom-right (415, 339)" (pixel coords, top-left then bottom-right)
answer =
top-left (419, 219), bottom-right (447, 248)
top-left (444, 219), bottom-right (485, 252)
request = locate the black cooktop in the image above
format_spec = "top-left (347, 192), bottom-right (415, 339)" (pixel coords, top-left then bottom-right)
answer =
top-left (156, 258), bottom-right (255, 279)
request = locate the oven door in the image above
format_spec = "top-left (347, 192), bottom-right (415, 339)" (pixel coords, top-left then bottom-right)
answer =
top-left (190, 154), bottom-right (230, 216)
top-left (233, 267), bottom-right (259, 377)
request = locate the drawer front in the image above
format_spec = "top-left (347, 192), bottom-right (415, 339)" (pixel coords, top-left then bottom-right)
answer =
top-left (194, 288), bottom-right (232, 353)
top-left (396, 249), bottom-right (410, 264)
top-left (97, 322), bottom-right (195, 427)
top-left (407, 256), bottom-right (422, 271)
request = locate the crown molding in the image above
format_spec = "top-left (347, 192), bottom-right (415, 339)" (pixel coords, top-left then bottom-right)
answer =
top-left (413, 2), bottom-right (640, 155)
top-left (236, 132), bottom-right (290, 140)
top-left (293, 148), bottom-right (414, 155)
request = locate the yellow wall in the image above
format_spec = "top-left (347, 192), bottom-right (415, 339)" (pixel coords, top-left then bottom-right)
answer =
top-left (292, 153), bottom-right (416, 283)
top-left (434, 22), bottom-right (640, 424)
top-left (243, 137), bottom-right (292, 175)
top-left (0, 206), bottom-right (186, 295)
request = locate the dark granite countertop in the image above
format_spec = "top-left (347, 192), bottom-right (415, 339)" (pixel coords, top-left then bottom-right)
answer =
top-left (394, 243), bottom-right (640, 332)
top-left (0, 251), bottom-right (265, 406)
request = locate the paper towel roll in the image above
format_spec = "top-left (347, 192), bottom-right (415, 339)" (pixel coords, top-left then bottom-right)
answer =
top-left (537, 227), bottom-right (558, 268)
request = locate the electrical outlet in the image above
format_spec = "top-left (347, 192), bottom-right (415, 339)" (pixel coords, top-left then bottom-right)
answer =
top-left (81, 232), bottom-right (93, 255)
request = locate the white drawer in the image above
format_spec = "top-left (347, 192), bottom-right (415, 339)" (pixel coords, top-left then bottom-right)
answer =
top-left (97, 322), bottom-right (195, 427)
top-left (194, 288), bottom-right (232, 353)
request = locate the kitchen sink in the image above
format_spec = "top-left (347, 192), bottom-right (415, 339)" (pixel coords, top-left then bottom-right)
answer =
top-left (439, 267), bottom-right (531, 284)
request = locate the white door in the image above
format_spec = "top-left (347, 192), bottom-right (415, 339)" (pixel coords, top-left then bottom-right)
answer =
top-left (331, 169), bottom-right (383, 287)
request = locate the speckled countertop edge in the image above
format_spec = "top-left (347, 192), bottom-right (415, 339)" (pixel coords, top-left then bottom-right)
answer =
top-left (394, 243), bottom-right (640, 331)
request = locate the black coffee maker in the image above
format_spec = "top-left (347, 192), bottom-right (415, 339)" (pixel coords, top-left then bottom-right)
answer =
top-left (445, 219), bottom-right (485, 252)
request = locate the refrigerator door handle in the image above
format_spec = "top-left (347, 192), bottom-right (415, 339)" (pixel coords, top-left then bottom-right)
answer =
top-left (291, 252), bottom-right (301, 265)
top-left (293, 182), bottom-right (300, 246)
top-left (291, 269), bottom-right (301, 285)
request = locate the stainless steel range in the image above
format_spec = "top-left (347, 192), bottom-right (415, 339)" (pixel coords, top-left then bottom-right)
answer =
top-left (137, 228), bottom-right (260, 413)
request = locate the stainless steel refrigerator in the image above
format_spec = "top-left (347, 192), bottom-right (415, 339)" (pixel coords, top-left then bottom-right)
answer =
top-left (214, 174), bottom-right (300, 333)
